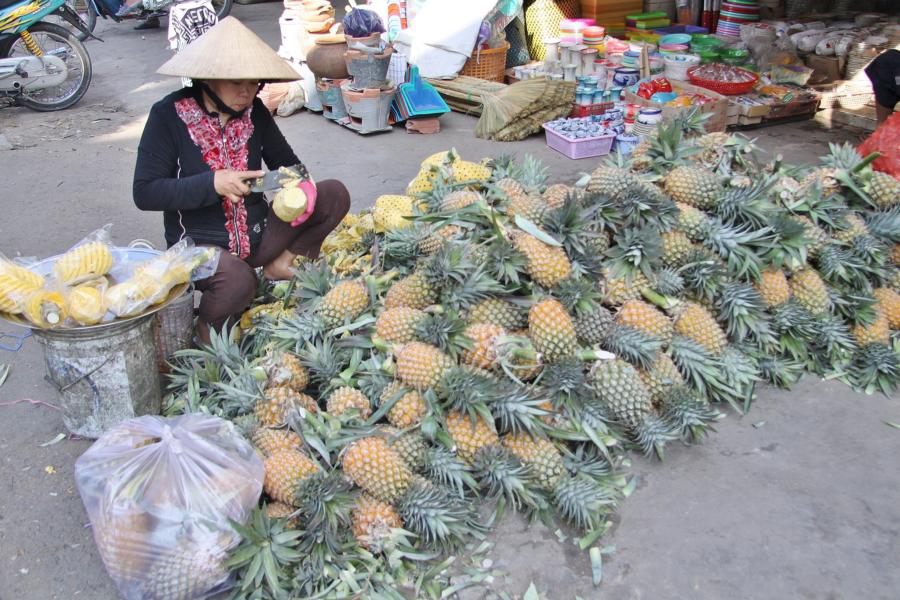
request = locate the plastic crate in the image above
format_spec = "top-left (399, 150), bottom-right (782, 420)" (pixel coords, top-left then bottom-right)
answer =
top-left (543, 125), bottom-right (616, 159)
top-left (569, 101), bottom-right (615, 117)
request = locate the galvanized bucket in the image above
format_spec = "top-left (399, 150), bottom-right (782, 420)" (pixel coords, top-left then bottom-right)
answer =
top-left (34, 314), bottom-right (161, 438)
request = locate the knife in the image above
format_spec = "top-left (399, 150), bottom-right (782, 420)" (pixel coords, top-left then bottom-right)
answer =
top-left (249, 164), bottom-right (308, 193)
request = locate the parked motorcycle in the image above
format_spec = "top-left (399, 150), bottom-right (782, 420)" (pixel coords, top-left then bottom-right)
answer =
top-left (0, 0), bottom-right (94, 111)
top-left (75, 0), bottom-right (232, 40)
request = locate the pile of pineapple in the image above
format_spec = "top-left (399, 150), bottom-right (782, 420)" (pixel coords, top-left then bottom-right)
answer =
top-left (164, 111), bottom-right (899, 598)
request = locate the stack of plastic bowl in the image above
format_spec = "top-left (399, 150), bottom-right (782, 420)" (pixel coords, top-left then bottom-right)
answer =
top-left (717, 0), bottom-right (760, 37)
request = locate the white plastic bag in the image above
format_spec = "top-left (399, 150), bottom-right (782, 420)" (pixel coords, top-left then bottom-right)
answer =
top-left (75, 414), bottom-right (264, 600)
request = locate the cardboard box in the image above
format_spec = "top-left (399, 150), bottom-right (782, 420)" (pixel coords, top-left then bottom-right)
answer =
top-left (728, 94), bottom-right (773, 118)
top-left (622, 79), bottom-right (728, 132)
top-left (805, 54), bottom-right (844, 85)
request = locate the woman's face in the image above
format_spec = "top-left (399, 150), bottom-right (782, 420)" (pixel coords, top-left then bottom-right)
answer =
top-left (205, 79), bottom-right (259, 112)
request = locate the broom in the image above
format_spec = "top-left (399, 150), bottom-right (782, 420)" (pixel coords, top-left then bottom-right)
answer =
top-left (476, 77), bottom-right (575, 141)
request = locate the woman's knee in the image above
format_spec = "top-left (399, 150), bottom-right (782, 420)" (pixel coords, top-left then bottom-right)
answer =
top-left (197, 255), bottom-right (257, 325)
top-left (317, 179), bottom-right (351, 223)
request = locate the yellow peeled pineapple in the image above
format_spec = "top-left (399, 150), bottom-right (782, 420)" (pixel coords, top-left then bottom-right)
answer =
top-left (0, 273), bottom-right (42, 314)
top-left (24, 290), bottom-right (67, 328)
top-left (0, 258), bottom-right (44, 289)
top-left (66, 280), bottom-right (108, 326)
top-left (53, 241), bottom-right (113, 284)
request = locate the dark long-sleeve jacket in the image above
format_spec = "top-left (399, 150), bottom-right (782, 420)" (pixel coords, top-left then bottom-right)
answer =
top-left (133, 87), bottom-right (300, 255)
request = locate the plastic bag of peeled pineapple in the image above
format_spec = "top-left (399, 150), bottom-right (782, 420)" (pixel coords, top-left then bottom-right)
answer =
top-left (106, 240), bottom-right (219, 318)
top-left (75, 414), bottom-right (264, 600)
top-left (51, 223), bottom-right (116, 286)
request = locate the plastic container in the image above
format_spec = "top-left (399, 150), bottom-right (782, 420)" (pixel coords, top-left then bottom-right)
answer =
top-left (569, 101), bottom-right (615, 117)
top-left (543, 124), bottom-right (616, 159)
top-left (688, 65), bottom-right (759, 95)
top-left (664, 53), bottom-right (701, 80)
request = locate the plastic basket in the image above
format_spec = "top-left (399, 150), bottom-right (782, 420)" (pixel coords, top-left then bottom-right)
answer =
top-left (569, 101), bottom-right (615, 117)
top-left (543, 124), bottom-right (616, 159)
top-left (387, 52), bottom-right (409, 87)
top-left (460, 42), bottom-right (510, 83)
top-left (687, 65), bottom-right (759, 95)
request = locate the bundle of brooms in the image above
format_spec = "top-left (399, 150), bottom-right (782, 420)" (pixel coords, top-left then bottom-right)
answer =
top-left (429, 76), bottom-right (576, 141)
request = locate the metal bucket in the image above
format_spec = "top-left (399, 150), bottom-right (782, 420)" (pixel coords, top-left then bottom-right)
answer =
top-left (34, 315), bottom-right (161, 438)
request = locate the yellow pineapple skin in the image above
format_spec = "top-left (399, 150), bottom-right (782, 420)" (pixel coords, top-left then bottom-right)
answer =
top-left (318, 280), bottom-right (369, 327)
top-left (351, 494), bottom-right (403, 551)
top-left (445, 411), bottom-right (498, 463)
top-left (384, 273), bottom-right (436, 310)
top-left (616, 300), bottom-right (673, 344)
top-left (376, 306), bottom-right (426, 344)
top-left (381, 383), bottom-right (427, 428)
top-left (461, 323), bottom-right (505, 370)
top-left (325, 387), bottom-right (372, 419)
top-left (602, 269), bottom-right (650, 306)
top-left (255, 388), bottom-right (318, 427)
top-left (528, 299), bottom-right (577, 363)
top-left (252, 427), bottom-right (302, 457)
top-left (374, 194), bottom-right (416, 233)
top-left (396, 342), bottom-right (453, 390)
top-left (674, 302), bottom-right (728, 356)
top-left (263, 449), bottom-right (320, 506)
top-left (501, 433), bottom-right (565, 491)
top-left (873, 288), bottom-right (900, 329)
top-left (343, 437), bottom-right (413, 503)
top-left (512, 231), bottom-right (571, 288)
top-left (851, 311), bottom-right (891, 346)
top-left (756, 269), bottom-right (791, 308)
top-left (790, 268), bottom-right (831, 316)
top-left (266, 501), bottom-right (299, 527)
top-left (664, 166), bottom-right (721, 209)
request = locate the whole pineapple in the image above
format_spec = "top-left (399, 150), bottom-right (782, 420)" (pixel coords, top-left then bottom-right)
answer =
top-left (790, 268), bottom-right (832, 316)
top-left (691, 131), bottom-right (731, 167)
top-left (832, 212), bottom-right (870, 244)
top-left (639, 353), bottom-right (685, 404)
top-left (756, 269), bottom-right (792, 308)
top-left (602, 268), bottom-right (651, 306)
top-left (343, 436), bottom-right (413, 503)
top-left (266, 501), bottom-right (299, 527)
top-left (325, 387), bottom-right (371, 419)
top-left (384, 272), bottom-right (437, 310)
top-left (461, 323), bottom-right (505, 370)
top-left (506, 193), bottom-right (547, 224)
top-left (676, 202), bottom-right (707, 241)
top-left (590, 359), bottom-right (654, 429)
top-left (316, 280), bottom-right (369, 328)
top-left (543, 184), bottom-right (574, 210)
top-left (673, 302), bottom-right (728, 356)
top-left (616, 299), bottom-right (673, 345)
top-left (576, 305), bottom-right (615, 345)
top-left (466, 298), bottom-right (526, 330)
top-left (441, 189), bottom-right (483, 212)
top-left (376, 306), bottom-right (427, 343)
top-left (396, 342), bottom-right (454, 390)
top-left (586, 165), bottom-right (641, 199)
top-left (381, 382), bottom-right (428, 428)
top-left (264, 351), bottom-right (309, 392)
top-left (661, 230), bottom-right (694, 267)
top-left (865, 171), bottom-right (900, 208)
top-left (252, 427), bottom-right (303, 457)
top-left (501, 433), bottom-right (565, 491)
top-left (511, 231), bottom-right (572, 288)
top-left (264, 449), bottom-right (320, 505)
top-left (664, 166), bottom-right (722, 209)
top-left (351, 494), bottom-right (403, 551)
top-left (528, 298), bottom-right (577, 363)
top-left (445, 411), bottom-right (499, 464)
top-left (139, 538), bottom-right (230, 600)
top-left (851, 310), bottom-right (891, 346)
top-left (873, 288), bottom-right (900, 329)
top-left (255, 388), bottom-right (318, 427)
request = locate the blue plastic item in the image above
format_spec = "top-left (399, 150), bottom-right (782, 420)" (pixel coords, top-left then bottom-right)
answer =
top-left (399, 66), bottom-right (450, 117)
top-left (659, 33), bottom-right (692, 45)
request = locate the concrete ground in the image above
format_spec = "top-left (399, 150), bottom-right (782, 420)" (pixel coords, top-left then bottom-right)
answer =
top-left (0, 5), bottom-right (898, 599)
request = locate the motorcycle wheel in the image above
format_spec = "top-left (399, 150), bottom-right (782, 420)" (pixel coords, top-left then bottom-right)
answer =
top-left (0, 22), bottom-right (92, 111)
top-left (210, 0), bottom-right (233, 20)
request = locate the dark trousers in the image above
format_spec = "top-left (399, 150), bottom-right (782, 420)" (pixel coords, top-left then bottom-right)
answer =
top-left (195, 179), bottom-right (350, 329)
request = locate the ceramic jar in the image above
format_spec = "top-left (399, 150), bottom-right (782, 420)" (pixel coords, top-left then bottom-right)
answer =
top-left (612, 67), bottom-right (640, 88)
top-left (307, 34), bottom-right (350, 80)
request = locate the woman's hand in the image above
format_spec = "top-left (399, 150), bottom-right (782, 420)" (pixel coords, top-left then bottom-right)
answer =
top-left (214, 169), bottom-right (264, 203)
top-left (290, 180), bottom-right (318, 227)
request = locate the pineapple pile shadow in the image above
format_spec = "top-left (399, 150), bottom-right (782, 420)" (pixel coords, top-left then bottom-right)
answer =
top-left (162, 113), bottom-right (900, 598)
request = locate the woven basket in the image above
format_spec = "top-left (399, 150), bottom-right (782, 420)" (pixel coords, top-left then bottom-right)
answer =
top-left (460, 43), bottom-right (510, 83)
top-left (154, 288), bottom-right (195, 372)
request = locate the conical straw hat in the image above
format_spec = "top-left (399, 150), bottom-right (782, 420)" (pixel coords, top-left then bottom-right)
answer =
top-left (158, 16), bottom-right (299, 81)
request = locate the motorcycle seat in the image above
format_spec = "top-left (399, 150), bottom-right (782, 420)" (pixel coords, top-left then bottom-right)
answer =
top-left (0, 0), bottom-right (27, 10)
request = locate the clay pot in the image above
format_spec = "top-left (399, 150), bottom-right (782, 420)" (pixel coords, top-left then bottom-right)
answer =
top-left (307, 34), bottom-right (349, 80)
top-left (345, 46), bottom-right (393, 91)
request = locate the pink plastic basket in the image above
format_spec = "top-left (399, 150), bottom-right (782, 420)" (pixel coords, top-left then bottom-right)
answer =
top-left (543, 125), bottom-right (616, 159)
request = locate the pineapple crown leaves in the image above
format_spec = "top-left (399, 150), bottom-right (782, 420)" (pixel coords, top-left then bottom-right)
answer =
top-left (698, 217), bottom-right (773, 281)
top-left (807, 314), bottom-right (857, 371)
top-left (226, 506), bottom-right (304, 600)
top-left (291, 260), bottom-right (336, 303)
top-left (395, 477), bottom-right (485, 552)
top-left (713, 179), bottom-right (779, 229)
top-left (706, 347), bottom-right (759, 413)
top-left (542, 194), bottom-right (608, 255)
top-left (552, 473), bottom-right (617, 533)
top-left (484, 383), bottom-right (552, 437)
top-left (613, 185), bottom-right (680, 232)
top-left (552, 275), bottom-right (603, 317)
top-left (827, 286), bottom-right (879, 328)
top-left (414, 310), bottom-right (473, 359)
top-left (815, 244), bottom-right (874, 292)
top-left (421, 445), bottom-right (480, 498)
top-left (381, 226), bottom-right (433, 271)
top-left (298, 337), bottom-right (354, 393)
top-left (770, 300), bottom-right (820, 361)
top-left (293, 470), bottom-right (354, 552)
top-left (783, 188), bottom-right (847, 230)
top-left (437, 365), bottom-right (498, 423)
top-left (439, 266), bottom-right (508, 312)
top-left (645, 112), bottom-right (704, 171)
top-left (652, 267), bottom-right (686, 298)
top-left (847, 235), bottom-right (889, 275)
top-left (262, 309), bottom-right (329, 354)
top-left (489, 153), bottom-right (550, 195)
top-left (754, 350), bottom-right (806, 390)
top-left (666, 335), bottom-right (727, 398)
top-left (632, 413), bottom-right (680, 459)
top-left (598, 323), bottom-right (663, 371)
top-left (716, 281), bottom-right (776, 346)
top-left (535, 359), bottom-right (588, 398)
top-left (849, 341), bottom-right (900, 396)
top-left (471, 444), bottom-right (547, 512)
top-left (484, 239), bottom-right (529, 287)
top-left (762, 214), bottom-right (810, 271)
top-left (605, 226), bottom-right (664, 283)
top-left (863, 206), bottom-right (900, 245)
top-left (658, 385), bottom-right (723, 444)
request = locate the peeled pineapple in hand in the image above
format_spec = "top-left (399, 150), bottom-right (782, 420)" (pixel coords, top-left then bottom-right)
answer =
top-left (53, 241), bottom-right (114, 285)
